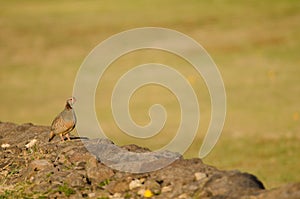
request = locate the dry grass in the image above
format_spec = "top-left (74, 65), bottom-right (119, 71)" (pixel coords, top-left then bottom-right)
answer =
top-left (0, 0), bottom-right (299, 188)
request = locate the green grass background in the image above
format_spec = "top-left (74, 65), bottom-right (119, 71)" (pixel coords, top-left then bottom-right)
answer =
top-left (1, 0), bottom-right (299, 188)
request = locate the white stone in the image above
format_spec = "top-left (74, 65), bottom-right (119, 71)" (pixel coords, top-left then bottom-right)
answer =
top-left (1, 143), bottom-right (10, 148)
top-left (25, 139), bottom-right (37, 148)
top-left (111, 193), bottom-right (123, 199)
top-left (161, 185), bottom-right (172, 193)
top-left (194, 172), bottom-right (207, 181)
top-left (129, 179), bottom-right (142, 190)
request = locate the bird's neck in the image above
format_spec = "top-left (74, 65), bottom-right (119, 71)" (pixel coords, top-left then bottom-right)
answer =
top-left (65, 103), bottom-right (72, 110)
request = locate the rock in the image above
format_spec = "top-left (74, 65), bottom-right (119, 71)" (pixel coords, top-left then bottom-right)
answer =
top-left (86, 140), bottom-right (181, 173)
top-left (194, 172), bottom-right (207, 181)
top-left (28, 159), bottom-right (53, 172)
top-left (178, 193), bottom-right (190, 199)
top-left (122, 144), bottom-right (152, 152)
top-left (129, 179), bottom-right (142, 190)
top-left (49, 171), bottom-right (70, 184)
top-left (65, 172), bottom-right (85, 188)
top-left (106, 181), bottom-right (129, 194)
top-left (86, 156), bottom-right (114, 186)
top-left (25, 139), bottom-right (37, 148)
top-left (1, 143), bottom-right (10, 148)
top-left (30, 182), bottom-right (50, 193)
top-left (111, 192), bottom-right (123, 199)
top-left (87, 138), bottom-right (114, 145)
top-left (137, 188), bottom-right (146, 196)
top-left (0, 122), bottom-right (299, 199)
top-left (86, 156), bottom-right (98, 168)
top-left (66, 145), bottom-right (94, 164)
top-left (56, 154), bottom-right (70, 165)
top-left (256, 183), bottom-right (300, 199)
top-left (74, 161), bottom-right (86, 170)
top-left (93, 190), bottom-right (111, 198)
top-left (144, 180), bottom-right (161, 195)
top-left (196, 171), bottom-right (265, 198)
top-left (161, 185), bottom-right (172, 193)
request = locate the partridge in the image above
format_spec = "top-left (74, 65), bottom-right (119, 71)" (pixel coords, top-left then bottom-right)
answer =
top-left (48, 97), bottom-right (77, 142)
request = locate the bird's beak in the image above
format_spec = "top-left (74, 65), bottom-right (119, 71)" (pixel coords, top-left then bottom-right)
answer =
top-left (72, 97), bottom-right (77, 104)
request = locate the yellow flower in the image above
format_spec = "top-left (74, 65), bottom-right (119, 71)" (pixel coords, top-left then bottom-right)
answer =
top-left (144, 189), bottom-right (153, 198)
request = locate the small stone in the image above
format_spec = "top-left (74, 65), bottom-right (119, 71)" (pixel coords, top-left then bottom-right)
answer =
top-left (65, 172), bottom-right (85, 188)
top-left (86, 157), bottom-right (114, 185)
top-left (194, 172), bottom-right (207, 181)
top-left (161, 186), bottom-right (172, 193)
top-left (68, 151), bottom-right (94, 164)
top-left (186, 184), bottom-right (198, 192)
top-left (1, 143), bottom-right (10, 148)
top-left (88, 192), bottom-right (95, 198)
top-left (49, 171), bottom-right (69, 184)
top-left (57, 154), bottom-right (68, 165)
top-left (139, 177), bottom-right (146, 183)
top-left (129, 179), bottom-right (142, 190)
top-left (111, 192), bottom-right (122, 199)
top-left (75, 161), bottom-right (86, 170)
top-left (30, 182), bottom-right (50, 193)
top-left (29, 176), bottom-right (35, 183)
top-left (144, 180), bottom-right (161, 195)
top-left (29, 159), bottom-right (52, 171)
top-left (178, 193), bottom-right (189, 199)
top-left (137, 188), bottom-right (145, 196)
top-left (106, 181), bottom-right (129, 194)
top-left (25, 139), bottom-right (37, 148)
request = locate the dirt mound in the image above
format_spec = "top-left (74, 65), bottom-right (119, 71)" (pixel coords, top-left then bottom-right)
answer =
top-left (0, 122), bottom-right (299, 198)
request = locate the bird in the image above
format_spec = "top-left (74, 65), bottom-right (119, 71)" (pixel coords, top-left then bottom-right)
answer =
top-left (48, 97), bottom-right (77, 142)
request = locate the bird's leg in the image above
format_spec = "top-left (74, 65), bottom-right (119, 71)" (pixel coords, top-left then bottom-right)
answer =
top-left (60, 134), bottom-right (65, 142)
top-left (66, 133), bottom-right (71, 141)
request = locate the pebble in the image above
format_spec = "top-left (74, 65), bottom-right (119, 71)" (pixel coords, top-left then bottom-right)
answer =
top-left (161, 185), bottom-right (172, 193)
top-left (137, 188), bottom-right (145, 196)
top-left (1, 143), bottom-right (10, 148)
top-left (194, 172), bottom-right (207, 181)
top-left (178, 193), bottom-right (190, 199)
top-left (29, 159), bottom-right (52, 171)
top-left (25, 139), bottom-right (37, 148)
top-left (110, 193), bottom-right (123, 199)
top-left (129, 179), bottom-right (142, 190)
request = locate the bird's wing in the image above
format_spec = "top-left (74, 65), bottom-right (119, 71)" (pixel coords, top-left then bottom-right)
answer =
top-left (51, 115), bottom-right (75, 135)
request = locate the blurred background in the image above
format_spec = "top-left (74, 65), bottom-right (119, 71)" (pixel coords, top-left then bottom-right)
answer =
top-left (0, 0), bottom-right (299, 188)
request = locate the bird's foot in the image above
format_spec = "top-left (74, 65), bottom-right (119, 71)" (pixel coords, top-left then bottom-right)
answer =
top-left (59, 135), bottom-right (65, 142)
top-left (66, 134), bottom-right (71, 141)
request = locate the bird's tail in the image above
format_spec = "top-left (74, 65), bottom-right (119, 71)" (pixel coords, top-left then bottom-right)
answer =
top-left (48, 131), bottom-right (55, 142)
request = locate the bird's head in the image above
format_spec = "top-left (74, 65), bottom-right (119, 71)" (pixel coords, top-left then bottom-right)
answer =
top-left (66, 97), bottom-right (76, 108)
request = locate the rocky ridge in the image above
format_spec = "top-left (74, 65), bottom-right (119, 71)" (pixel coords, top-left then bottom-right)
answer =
top-left (0, 122), bottom-right (299, 198)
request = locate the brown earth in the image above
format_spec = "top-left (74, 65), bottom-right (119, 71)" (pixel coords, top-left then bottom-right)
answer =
top-left (0, 122), bottom-right (299, 199)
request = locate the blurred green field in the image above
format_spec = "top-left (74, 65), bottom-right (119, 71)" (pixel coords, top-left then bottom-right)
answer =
top-left (0, 0), bottom-right (299, 188)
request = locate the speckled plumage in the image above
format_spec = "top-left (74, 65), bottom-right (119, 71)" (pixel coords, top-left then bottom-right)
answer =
top-left (48, 97), bottom-right (77, 142)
